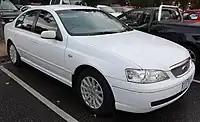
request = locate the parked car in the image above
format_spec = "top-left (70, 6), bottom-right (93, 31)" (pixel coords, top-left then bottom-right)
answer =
top-left (184, 9), bottom-right (200, 22)
top-left (4, 5), bottom-right (195, 115)
top-left (112, 6), bottom-right (134, 13)
top-left (20, 0), bottom-right (85, 12)
top-left (118, 5), bottom-right (200, 68)
top-left (97, 5), bottom-right (122, 17)
top-left (0, 0), bottom-right (21, 25)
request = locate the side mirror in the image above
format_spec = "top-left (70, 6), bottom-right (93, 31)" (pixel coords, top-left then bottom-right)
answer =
top-left (41, 31), bottom-right (56, 39)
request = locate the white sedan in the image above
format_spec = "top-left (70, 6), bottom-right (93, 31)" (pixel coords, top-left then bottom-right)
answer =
top-left (4, 5), bottom-right (195, 115)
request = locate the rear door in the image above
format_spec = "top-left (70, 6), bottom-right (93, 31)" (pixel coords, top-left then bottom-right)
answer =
top-left (14, 10), bottom-right (39, 60)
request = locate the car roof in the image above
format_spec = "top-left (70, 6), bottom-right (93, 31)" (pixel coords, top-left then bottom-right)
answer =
top-left (30, 5), bottom-right (96, 11)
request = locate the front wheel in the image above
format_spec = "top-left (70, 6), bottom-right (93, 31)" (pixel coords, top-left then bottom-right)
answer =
top-left (77, 69), bottom-right (115, 115)
top-left (8, 43), bottom-right (21, 66)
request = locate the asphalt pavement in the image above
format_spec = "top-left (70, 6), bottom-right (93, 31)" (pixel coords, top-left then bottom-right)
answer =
top-left (0, 62), bottom-right (200, 122)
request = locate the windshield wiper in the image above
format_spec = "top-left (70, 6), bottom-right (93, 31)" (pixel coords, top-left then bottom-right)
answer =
top-left (87, 31), bottom-right (120, 35)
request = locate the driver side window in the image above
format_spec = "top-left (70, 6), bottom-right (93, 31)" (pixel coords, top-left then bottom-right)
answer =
top-left (119, 10), bottom-right (144, 26)
top-left (35, 10), bottom-right (63, 41)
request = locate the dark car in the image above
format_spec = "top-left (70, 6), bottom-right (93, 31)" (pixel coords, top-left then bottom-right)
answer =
top-left (0, 0), bottom-right (21, 38)
top-left (0, 0), bottom-right (21, 24)
top-left (118, 5), bottom-right (200, 68)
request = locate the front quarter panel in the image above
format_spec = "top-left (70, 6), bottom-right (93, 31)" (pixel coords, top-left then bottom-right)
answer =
top-left (65, 37), bottom-right (141, 82)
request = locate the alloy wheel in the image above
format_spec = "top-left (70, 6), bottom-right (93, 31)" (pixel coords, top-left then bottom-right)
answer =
top-left (9, 45), bottom-right (17, 64)
top-left (80, 76), bottom-right (104, 109)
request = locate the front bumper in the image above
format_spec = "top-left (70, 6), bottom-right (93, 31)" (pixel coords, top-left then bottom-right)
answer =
top-left (106, 63), bottom-right (195, 113)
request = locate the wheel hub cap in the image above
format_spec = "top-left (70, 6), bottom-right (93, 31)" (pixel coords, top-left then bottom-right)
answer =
top-left (80, 76), bottom-right (104, 109)
top-left (9, 45), bottom-right (17, 63)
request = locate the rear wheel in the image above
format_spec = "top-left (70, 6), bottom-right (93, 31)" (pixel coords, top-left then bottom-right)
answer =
top-left (77, 68), bottom-right (115, 115)
top-left (8, 43), bottom-right (21, 66)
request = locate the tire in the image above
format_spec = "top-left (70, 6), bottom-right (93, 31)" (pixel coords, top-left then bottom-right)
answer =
top-left (8, 42), bottom-right (21, 66)
top-left (184, 45), bottom-right (199, 68)
top-left (77, 68), bottom-right (115, 116)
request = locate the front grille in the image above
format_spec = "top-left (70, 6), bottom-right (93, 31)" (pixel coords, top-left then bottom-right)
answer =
top-left (171, 58), bottom-right (190, 77)
top-left (151, 88), bottom-right (187, 107)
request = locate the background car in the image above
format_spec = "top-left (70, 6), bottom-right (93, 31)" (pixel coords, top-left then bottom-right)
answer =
top-left (118, 5), bottom-right (200, 68)
top-left (184, 9), bottom-right (200, 22)
top-left (0, 0), bottom-right (21, 39)
top-left (97, 5), bottom-right (122, 17)
top-left (112, 6), bottom-right (134, 13)
top-left (4, 5), bottom-right (195, 115)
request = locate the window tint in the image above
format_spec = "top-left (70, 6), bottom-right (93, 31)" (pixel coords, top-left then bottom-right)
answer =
top-left (16, 10), bottom-right (38, 32)
top-left (35, 11), bottom-right (58, 34)
top-left (141, 10), bottom-right (151, 24)
top-left (51, 0), bottom-right (60, 4)
top-left (155, 9), bottom-right (179, 21)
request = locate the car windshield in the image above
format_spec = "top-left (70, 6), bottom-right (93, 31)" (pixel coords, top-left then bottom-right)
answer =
top-left (0, 0), bottom-right (17, 10)
top-left (99, 6), bottom-right (116, 13)
top-left (57, 9), bottom-right (131, 36)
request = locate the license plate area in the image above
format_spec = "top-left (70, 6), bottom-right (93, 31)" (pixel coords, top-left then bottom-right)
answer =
top-left (182, 75), bottom-right (193, 91)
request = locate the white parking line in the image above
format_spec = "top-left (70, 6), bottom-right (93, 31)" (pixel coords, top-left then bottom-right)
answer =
top-left (193, 80), bottom-right (200, 84)
top-left (0, 66), bottom-right (78, 122)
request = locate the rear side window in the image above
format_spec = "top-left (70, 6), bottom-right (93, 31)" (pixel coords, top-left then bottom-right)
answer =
top-left (16, 10), bottom-right (39, 32)
top-left (155, 9), bottom-right (179, 21)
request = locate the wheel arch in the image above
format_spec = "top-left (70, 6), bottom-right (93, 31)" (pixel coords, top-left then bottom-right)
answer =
top-left (72, 64), bottom-right (115, 101)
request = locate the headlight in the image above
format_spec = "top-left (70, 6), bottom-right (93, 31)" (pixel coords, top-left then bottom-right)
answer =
top-left (125, 69), bottom-right (169, 84)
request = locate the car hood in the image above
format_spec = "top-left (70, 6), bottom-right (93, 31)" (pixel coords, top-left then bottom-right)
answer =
top-left (73, 30), bottom-right (190, 70)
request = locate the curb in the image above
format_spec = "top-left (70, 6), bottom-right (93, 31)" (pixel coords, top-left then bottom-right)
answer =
top-left (0, 56), bottom-right (9, 64)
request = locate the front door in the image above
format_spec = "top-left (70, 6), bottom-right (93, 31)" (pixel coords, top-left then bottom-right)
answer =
top-left (30, 10), bottom-right (70, 83)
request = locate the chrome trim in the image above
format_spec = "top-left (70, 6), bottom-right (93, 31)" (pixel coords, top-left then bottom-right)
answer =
top-left (170, 58), bottom-right (191, 78)
top-left (169, 57), bottom-right (190, 70)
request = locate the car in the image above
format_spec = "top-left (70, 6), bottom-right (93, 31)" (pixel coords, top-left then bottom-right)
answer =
top-left (118, 5), bottom-right (200, 68)
top-left (0, 0), bottom-right (21, 25)
top-left (112, 6), bottom-right (134, 13)
top-left (184, 9), bottom-right (200, 22)
top-left (4, 5), bottom-right (195, 115)
top-left (0, 0), bottom-right (21, 38)
top-left (19, 0), bottom-right (85, 12)
top-left (97, 5), bottom-right (122, 17)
